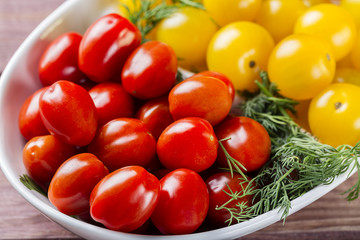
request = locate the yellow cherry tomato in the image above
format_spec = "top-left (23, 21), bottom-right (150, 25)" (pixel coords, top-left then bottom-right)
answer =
top-left (294, 4), bottom-right (357, 61)
top-left (302, 0), bottom-right (331, 7)
top-left (203, 0), bottom-right (262, 27)
top-left (118, 0), bottom-right (173, 18)
top-left (256, 0), bottom-right (307, 43)
top-left (308, 83), bottom-right (360, 147)
top-left (341, 0), bottom-right (360, 29)
top-left (157, 7), bottom-right (218, 71)
top-left (333, 67), bottom-right (360, 86)
top-left (268, 34), bottom-right (335, 100)
top-left (207, 22), bottom-right (275, 92)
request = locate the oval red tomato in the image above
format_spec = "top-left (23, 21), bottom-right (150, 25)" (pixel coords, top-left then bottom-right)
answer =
top-left (122, 40), bottom-right (177, 99)
top-left (18, 87), bottom-right (49, 140)
top-left (169, 75), bottom-right (232, 125)
top-left (48, 153), bottom-right (109, 215)
top-left (89, 82), bottom-right (134, 126)
top-left (136, 96), bottom-right (173, 139)
top-left (90, 166), bottom-right (159, 232)
top-left (39, 32), bottom-right (87, 86)
top-left (39, 80), bottom-right (98, 146)
top-left (22, 135), bottom-right (77, 187)
top-left (193, 70), bottom-right (235, 101)
top-left (79, 13), bottom-right (141, 82)
top-left (205, 172), bottom-right (256, 227)
top-left (215, 116), bottom-right (271, 172)
top-left (157, 117), bottom-right (218, 172)
top-left (151, 168), bottom-right (209, 234)
top-left (88, 118), bottom-right (156, 172)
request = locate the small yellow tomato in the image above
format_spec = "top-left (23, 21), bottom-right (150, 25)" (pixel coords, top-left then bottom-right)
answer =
top-left (333, 67), bottom-right (360, 86)
top-left (203, 0), bottom-right (262, 27)
top-left (302, 0), bottom-right (331, 7)
top-left (308, 83), bottom-right (360, 147)
top-left (157, 7), bottom-right (218, 71)
top-left (294, 4), bottom-right (357, 61)
top-left (268, 34), bottom-right (335, 100)
top-left (118, 0), bottom-right (172, 18)
top-left (341, 0), bottom-right (360, 29)
top-left (207, 22), bottom-right (275, 92)
top-left (256, 0), bottom-right (307, 43)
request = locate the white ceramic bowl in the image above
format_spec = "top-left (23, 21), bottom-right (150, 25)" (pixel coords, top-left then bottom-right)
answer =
top-left (0, 0), bottom-right (357, 239)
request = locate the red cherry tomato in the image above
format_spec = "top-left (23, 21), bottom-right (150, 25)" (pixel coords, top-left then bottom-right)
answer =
top-left (205, 172), bottom-right (256, 227)
top-left (215, 116), bottom-right (271, 172)
top-left (157, 117), bottom-right (218, 172)
top-left (88, 118), bottom-right (156, 172)
top-left (39, 80), bottom-right (98, 146)
top-left (90, 166), bottom-right (159, 232)
top-left (136, 96), bottom-right (174, 139)
top-left (18, 87), bottom-right (49, 140)
top-left (122, 40), bottom-right (177, 99)
top-left (79, 13), bottom-right (141, 83)
top-left (151, 168), bottom-right (209, 234)
top-left (89, 82), bottom-right (135, 126)
top-left (22, 135), bottom-right (77, 187)
top-left (39, 32), bottom-right (87, 86)
top-left (169, 75), bottom-right (232, 125)
top-left (48, 153), bottom-right (109, 215)
top-left (193, 71), bottom-right (235, 100)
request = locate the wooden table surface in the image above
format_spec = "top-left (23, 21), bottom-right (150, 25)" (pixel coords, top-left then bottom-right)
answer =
top-left (1, 0), bottom-right (360, 239)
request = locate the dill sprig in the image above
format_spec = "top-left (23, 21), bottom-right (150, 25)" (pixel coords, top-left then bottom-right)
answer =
top-left (220, 71), bottom-right (360, 224)
top-left (123, 0), bottom-right (204, 41)
top-left (19, 174), bottom-right (47, 197)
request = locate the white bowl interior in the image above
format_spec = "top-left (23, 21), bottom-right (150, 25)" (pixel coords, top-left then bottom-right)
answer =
top-left (0, 0), bottom-right (357, 239)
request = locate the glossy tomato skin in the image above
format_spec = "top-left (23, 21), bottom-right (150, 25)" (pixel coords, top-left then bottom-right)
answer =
top-left (39, 80), bottom-right (98, 146)
top-left (122, 41), bottom-right (177, 99)
top-left (156, 7), bottom-right (218, 71)
top-left (89, 82), bottom-right (134, 126)
top-left (309, 83), bottom-right (360, 147)
top-left (88, 118), bottom-right (156, 172)
top-left (157, 117), bottom-right (218, 172)
top-left (294, 4), bottom-right (356, 61)
top-left (136, 96), bottom-right (173, 139)
top-left (206, 172), bottom-right (256, 227)
top-left (22, 135), bottom-right (77, 187)
top-left (215, 116), bottom-right (271, 173)
top-left (268, 34), bottom-right (335, 100)
top-left (48, 153), bottom-right (109, 215)
top-left (39, 32), bottom-right (87, 86)
top-left (90, 166), bottom-right (159, 232)
top-left (193, 71), bottom-right (235, 101)
top-left (207, 21), bottom-right (275, 92)
top-left (203, 0), bottom-right (262, 26)
top-left (79, 13), bottom-right (141, 83)
top-left (169, 75), bottom-right (232, 126)
top-left (18, 87), bottom-right (49, 140)
top-left (151, 168), bottom-right (209, 235)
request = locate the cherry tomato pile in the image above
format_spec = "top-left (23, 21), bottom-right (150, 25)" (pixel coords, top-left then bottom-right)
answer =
top-left (18, 0), bottom-right (360, 235)
top-left (18, 9), bottom-right (272, 235)
top-left (146, 0), bottom-right (360, 148)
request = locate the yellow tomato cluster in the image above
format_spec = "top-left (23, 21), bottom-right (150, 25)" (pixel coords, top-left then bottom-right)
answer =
top-left (117, 0), bottom-right (360, 147)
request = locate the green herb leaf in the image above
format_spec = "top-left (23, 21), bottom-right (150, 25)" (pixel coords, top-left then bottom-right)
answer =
top-left (19, 174), bottom-right (47, 197)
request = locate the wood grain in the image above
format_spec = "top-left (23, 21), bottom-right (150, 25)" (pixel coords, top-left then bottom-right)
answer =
top-left (1, 0), bottom-right (360, 239)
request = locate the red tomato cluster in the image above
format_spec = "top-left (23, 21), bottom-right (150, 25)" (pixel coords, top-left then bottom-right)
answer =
top-left (18, 13), bottom-right (271, 234)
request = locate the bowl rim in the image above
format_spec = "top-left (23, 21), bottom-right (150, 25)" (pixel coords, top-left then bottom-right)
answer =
top-left (0, 0), bottom-right (357, 239)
